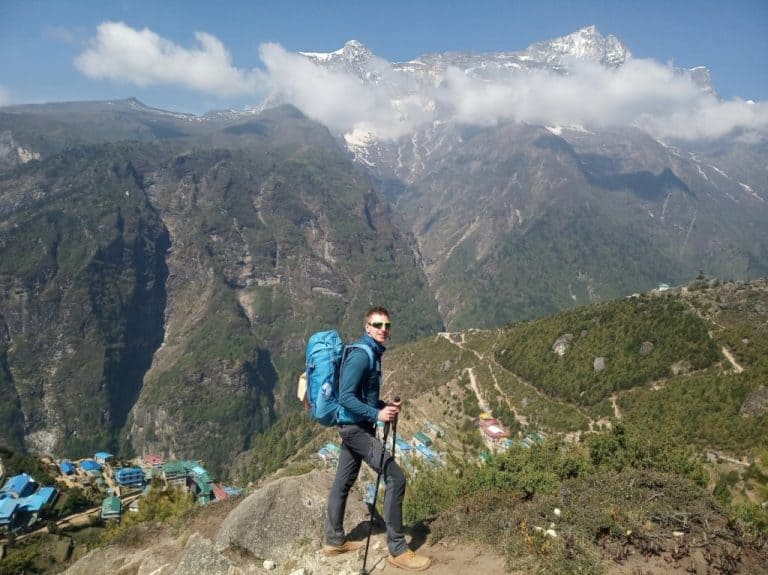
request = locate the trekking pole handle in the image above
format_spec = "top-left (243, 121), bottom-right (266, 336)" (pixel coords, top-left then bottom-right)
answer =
top-left (391, 396), bottom-right (401, 423)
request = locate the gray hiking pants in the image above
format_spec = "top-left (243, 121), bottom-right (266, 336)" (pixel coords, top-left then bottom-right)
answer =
top-left (325, 423), bottom-right (407, 556)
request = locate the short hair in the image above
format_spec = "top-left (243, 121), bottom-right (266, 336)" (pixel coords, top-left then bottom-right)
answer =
top-left (365, 306), bottom-right (390, 321)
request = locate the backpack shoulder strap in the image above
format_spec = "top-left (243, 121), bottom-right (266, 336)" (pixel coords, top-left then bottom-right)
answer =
top-left (346, 342), bottom-right (375, 370)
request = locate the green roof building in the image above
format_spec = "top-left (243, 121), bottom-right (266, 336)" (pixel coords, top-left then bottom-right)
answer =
top-left (413, 432), bottom-right (433, 447)
top-left (101, 496), bottom-right (121, 520)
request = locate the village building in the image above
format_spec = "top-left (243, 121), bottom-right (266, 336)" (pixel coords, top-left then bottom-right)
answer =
top-left (115, 467), bottom-right (146, 487)
top-left (0, 473), bottom-right (58, 532)
top-left (317, 442), bottom-right (341, 467)
top-left (159, 460), bottom-right (218, 505)
top-left (1, 473), bottom-right (37, 498)
top-left (187, 463), bottom-right (214, 505)
top-left (21, 486), bottom-right (56, 514)
top-left (479, 417), bottom-right (510, 449)
top-left (212, 483), bottom-right (229, 501)
top-left (79, 460), bottom-right (102, 476)
top-left (412, 444), bottom-right (442, 466)
top-left (143, 454), bottom-right (165, 468)
top-left (412, 432), bottom-right (433, 448)
top-left (424, 421), bottom-right (445, 439)
top-left (101, 495), bottom-right (122, 521)
top-left (162, 461), bottom-right (187, 486)
top-left (394, 438), bottom-right (412, 456)
top-left (94, 452), bottom-right (113, 465)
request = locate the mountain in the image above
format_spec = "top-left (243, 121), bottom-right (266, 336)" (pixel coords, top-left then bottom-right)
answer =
top-left (292, 27), bottom-right (766, 329)
top-left (299, 26), bottom-right (633, 85)
top-left (7, 278), bottom-right (767, 574)
top-left (0, 25), bottom-right (766, 474)
top-left (0, 103), bottom-right (442, 470)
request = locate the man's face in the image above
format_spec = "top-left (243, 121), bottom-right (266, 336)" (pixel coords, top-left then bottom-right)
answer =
top-left (365, 312), bottom-right (391, 345)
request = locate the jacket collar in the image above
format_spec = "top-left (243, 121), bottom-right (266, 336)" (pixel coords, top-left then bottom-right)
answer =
top-left (361, 333), bottom-right (386, 355)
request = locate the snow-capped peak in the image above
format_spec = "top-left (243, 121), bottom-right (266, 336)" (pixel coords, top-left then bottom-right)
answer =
top-left (523, 25), bottom-right (632, 67)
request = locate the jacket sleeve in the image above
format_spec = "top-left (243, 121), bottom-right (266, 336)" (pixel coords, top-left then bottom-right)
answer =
top-left (338, 348), bottom-right (380, 422)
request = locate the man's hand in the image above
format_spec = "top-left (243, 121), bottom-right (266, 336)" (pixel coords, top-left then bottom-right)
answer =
top-left (377, 404), bottom-right (400, 422)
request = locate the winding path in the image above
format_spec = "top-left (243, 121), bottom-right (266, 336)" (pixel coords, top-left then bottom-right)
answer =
top-left (721, 346), bottom-right (744, 373)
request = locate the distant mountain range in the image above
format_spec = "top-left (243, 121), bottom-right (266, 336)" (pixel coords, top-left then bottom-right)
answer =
top-left (289, 26), bottom-right (765, 328)
top-left (0, 26), bottom-right (766, 471)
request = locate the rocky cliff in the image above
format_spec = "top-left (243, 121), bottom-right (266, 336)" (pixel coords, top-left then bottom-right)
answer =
top-left (0, 104), bottom-right (442, 470)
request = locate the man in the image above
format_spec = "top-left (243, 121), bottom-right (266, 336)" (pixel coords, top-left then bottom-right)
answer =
top-left (323, 306), bottom-right (431, 572)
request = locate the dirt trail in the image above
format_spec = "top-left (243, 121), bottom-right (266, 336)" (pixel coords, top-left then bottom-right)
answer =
top-left (438, 331), bottom-right (593, 430)
top-left (721, 346), bottom-right (744, 373)
top-left (347, 535), bottom-right (510, 575)
top-left (464, 367), bottom-right (489, 412)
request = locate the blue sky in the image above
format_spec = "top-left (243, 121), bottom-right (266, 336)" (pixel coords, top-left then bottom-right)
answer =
top-left (1, 0), bottom-right (766, 115)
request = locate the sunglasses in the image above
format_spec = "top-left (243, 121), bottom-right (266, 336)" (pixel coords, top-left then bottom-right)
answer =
top-left (368, 321), bottom-right (392, 330)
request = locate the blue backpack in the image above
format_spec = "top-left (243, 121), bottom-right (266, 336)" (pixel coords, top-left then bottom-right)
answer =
top-left (303, 330), bottom-right (374, 426)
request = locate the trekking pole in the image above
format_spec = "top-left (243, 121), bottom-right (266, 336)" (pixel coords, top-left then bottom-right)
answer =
top-left (391, 396), bottom-right (400, 462)
top-left (360, 420), bottom-right (390, 575)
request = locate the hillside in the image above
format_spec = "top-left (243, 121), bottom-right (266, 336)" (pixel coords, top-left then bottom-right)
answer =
top-left (385, 277), bottom-right (768, 451)
top-left (0, 103), bottom-right (442, 471)
top-left (2, 94), bottom-right (768, 478)
top-left (2, 278), bottom-right (767, 573)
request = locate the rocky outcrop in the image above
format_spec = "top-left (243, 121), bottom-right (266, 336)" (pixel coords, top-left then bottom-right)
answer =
top-left (64, 469), bottom-right (378, 575)
top-left (552, 334), bottom-right (574, 356)
top-left (740, 386), bottom-right (768, 417)
top-left (215, 469), bottom-right (369, 563)
top-left (0, 106), bottom-right (442, 470)
top-left (174, 534), bottom-right (233, 575)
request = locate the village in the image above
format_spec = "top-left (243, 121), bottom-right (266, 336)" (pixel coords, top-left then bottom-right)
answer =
top-left (0, 452), bottom-right (241, 537)
top-left (2, 404), bottom-right (545, 539)
top-left (315, 411), bottom-right (548, 503)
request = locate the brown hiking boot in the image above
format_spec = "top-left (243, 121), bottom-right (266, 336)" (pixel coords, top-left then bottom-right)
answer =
top-left (321, 540), bottom-right (364, 556)
top-left (388, 549), bottom-right (432, 571)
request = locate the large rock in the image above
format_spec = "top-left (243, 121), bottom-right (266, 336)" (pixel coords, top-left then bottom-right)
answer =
top-left (740, 386), bottom-right (768, 417)
top-left (215, 468), bottom-right (370, 562)
top-left (173, 533), bottom-right (232, 575)
top-left (62, 530), bottom-right (183, 575)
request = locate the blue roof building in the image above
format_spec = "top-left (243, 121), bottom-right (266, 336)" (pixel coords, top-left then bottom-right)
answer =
top-left (223, 486), bottom-right (243, 498)
top-left (94, 452), bottom-right (113, 464)
top-left (59, 460), bottom-right (76, 475)
top-left (413, 444), bottom-right (438, 461)
top-left (115, 467), bottom-right (145, 487)
top-left (0, 498), bottom-right (19, 528)
top-left (395, 438), bottom-right (412, 454)
top-left (80, 460), bottom-right (102, 472)
top-left (1, 473), bottom-right (37, 498)
top-left (21, 487), bottom-right (57, 513)
top-left (413, 432), bottom-right (433, 447)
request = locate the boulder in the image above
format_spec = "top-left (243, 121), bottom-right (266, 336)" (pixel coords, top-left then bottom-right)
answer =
top-left (215, 468), bottom-right (369, 563)
top-left (173, 533), bottom-right (232, 575)
top-left (593, 357), bottom-right (606, 372)
top-left (552, 334), bottom-right (574, 357)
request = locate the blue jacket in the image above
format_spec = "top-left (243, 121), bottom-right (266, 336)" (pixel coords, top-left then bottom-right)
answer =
top-left (337, 333), bottom-right (385, 424)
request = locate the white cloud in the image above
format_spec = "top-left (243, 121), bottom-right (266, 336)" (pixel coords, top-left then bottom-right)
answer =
top-left (258, 45), bottom-right (767, 142)
top-left (258, 43), bottom-right (423, 139)
top-left (75, 23), bottom-right (767, 142)
top-left (430, 58), bottom-right (768, 141)
top-left (75, 21), bottom-right (264, 97)
top-left (0, 85), bottom-right (10, 107)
